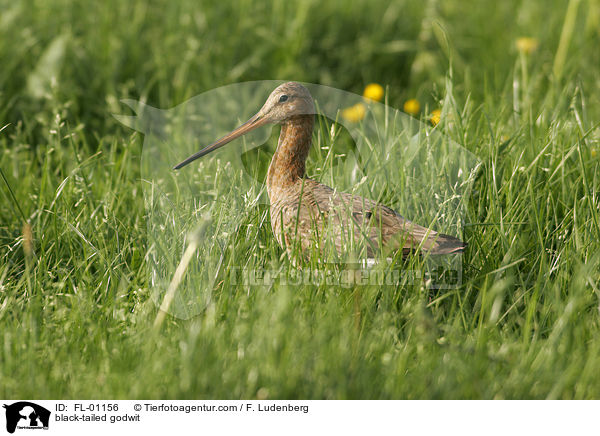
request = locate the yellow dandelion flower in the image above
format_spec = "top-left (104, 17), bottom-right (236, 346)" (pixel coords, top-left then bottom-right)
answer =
top-left (363, 83), bottom-right (384, 102)
top-left (403, 99), bottom-right (420, 116)
top-left (430, 109), bottom-right (442, 126)
top-left (516, 37), bottom-right (539, 55)
top-left (341, 103), bottom-right (366, 122)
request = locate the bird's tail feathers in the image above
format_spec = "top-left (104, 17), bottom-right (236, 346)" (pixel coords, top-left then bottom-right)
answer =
top-left (428, 232), bottom-right (467, 255)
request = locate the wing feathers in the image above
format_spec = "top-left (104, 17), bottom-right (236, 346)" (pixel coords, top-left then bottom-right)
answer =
top-left (270, 179), bottom-right (466, 258)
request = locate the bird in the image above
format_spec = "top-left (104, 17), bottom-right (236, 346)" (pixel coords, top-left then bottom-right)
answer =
top-left (174, 82), bottom-right (466, 262)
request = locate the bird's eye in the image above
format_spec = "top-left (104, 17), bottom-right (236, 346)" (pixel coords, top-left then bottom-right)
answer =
top-left (279, 95), bottom-right (288, 103)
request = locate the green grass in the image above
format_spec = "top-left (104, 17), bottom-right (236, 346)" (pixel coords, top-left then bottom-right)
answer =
top-left (1, 0), bottom-right (600, 399)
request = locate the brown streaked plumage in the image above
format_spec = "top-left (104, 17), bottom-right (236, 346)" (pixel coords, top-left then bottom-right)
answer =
top-left (174, 82), bottom-right (466, 260)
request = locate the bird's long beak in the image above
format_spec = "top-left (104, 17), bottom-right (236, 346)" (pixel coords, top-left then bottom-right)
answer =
top-left (173, 112), bottom-right (269, 170)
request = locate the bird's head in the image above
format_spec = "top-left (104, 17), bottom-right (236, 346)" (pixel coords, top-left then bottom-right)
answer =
top-left (256, 81), bottom-right (315, 124)
top-left (174, 82), bottom-right (314, 170)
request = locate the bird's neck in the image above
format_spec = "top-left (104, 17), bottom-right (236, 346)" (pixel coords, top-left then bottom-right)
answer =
top-left (266, 114), bottom-right (314, 198)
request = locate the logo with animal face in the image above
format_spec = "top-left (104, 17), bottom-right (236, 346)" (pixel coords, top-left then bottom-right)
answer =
top-left (3, 402), bottom-right (50, 433)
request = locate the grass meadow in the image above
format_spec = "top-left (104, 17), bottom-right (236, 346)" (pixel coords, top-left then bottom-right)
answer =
top-left (1, 0), bottom-right (600, 399)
